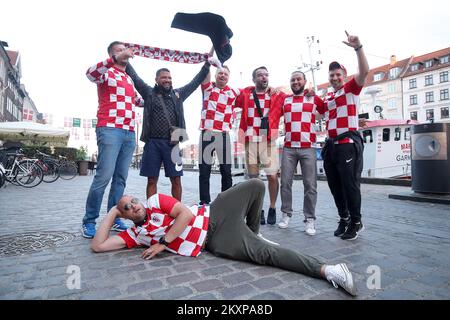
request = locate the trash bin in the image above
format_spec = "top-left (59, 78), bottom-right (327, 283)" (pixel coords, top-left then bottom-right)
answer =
top-left (411, 123), bottom-right (450, 194)
top-left (77, 160), bottom-right (89, 176)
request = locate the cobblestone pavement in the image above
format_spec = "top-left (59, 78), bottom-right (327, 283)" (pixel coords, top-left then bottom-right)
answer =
top-left (0, 170), bottom-right (449, 300)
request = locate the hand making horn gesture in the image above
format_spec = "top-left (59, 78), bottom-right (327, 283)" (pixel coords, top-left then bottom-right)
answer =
top-left (343, 31), bottom-right (362, 50)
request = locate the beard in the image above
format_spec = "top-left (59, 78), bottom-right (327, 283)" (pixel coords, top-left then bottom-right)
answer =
top-left (292, 86), bottom-right (305, 95)
top-left (117, 58), bottom-right (128, 67)
top-left (256, 82), bottom-right (268, 92)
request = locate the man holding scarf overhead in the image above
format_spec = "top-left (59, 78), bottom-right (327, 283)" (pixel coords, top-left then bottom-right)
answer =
top-left (125, 56), bottom-right (212, 202)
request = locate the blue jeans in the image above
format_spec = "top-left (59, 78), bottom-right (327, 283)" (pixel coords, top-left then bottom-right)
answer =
top-left (83, 127), bottom-right (136, 224)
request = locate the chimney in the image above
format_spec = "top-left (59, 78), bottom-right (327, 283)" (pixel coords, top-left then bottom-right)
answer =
top-left (390, 55), bottom-right (397, 65)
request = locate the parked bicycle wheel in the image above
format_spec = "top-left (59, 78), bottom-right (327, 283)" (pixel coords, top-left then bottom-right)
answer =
top-left (59, 162), bottom-right (78, 180)
top-left (0, 171), bottom-right (5, 188)
top-left (14, 160), bottom-right (44, 188)
top-left (40, 158), bottom-right (60, 183)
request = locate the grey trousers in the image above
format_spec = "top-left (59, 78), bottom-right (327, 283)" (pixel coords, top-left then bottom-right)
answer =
top-left (206, 179), bottom-right (323, 278)
top-left (281, 147), bottom-right (317, 221)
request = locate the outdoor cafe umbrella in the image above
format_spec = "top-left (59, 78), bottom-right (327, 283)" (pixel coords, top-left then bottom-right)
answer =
top-left (0, 121), bottom-right (70, 146)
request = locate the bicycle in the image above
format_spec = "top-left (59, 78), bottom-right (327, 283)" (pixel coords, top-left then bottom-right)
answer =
top-left (35, 150), bottom-right (60, 183)
top-left (0, 148), bottom-right (44, 188)
top-left (0, 163), bottom-right (6, 188)
top-left (57, 155), bottom-right (78, 180)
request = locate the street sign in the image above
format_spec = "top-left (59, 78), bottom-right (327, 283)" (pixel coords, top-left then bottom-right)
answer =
top-left (73, 118), bottom-right (81, 127)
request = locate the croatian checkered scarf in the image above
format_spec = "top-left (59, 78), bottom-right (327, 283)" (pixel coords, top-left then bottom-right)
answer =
top-left (124, 43), bottom-right (209, 64)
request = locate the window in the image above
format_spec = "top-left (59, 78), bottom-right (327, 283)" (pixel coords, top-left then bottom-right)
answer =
top-left (405, 128), bottom-right (411, 140)
top-left (388, 82), bottom-right (396, 93)
top-left (382, 128), bottom-right (390, 142)
top-left (388, 98), bottom-right (397, 109)
top-left (409, 78), bottom-right (417, 89)
top-left (363, 130), bottom-right (373, 143)
top-left (441, 107), bottom-right (449, 119)
top-left (440, 71), bottom-right (449, 83)
top-left (0, 95), bottom-right (3, 115)
top-left (426, 109), bottom-right (434, 121)
top-left (410, 111), bottom-right (418, 120)
top-left (374, 73), bottom-right (384, 82)
top-left (410, 95), bottom-right (418, 105)
top-left (440, 55), bottom-right (449, 64)
top-left (389, 67), bottom-right (400, 79)
top-left (424, 60), bottom-right (433, 68)
top-left (7, 98), bottom-right (13, 113)
top-left (394, 127), bottom-right (401, 141)
top-left (441, 89), bottom-right (449, 100)
top-left (425, 75), bottom-right (433, 86)
top-left (410, 64), bottom-right (419, 72)
top-left (426, 92), bottom-right (434, 103)
top-left (0, 60), bottom-right (5, 81)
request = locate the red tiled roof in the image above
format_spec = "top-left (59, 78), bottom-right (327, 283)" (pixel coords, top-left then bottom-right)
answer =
top-left (6, 50), bottom-right (19, 66)
top-left (402, 47), bottom-right (450, 77)
top-left (317, 47), bottom-right (450, 89)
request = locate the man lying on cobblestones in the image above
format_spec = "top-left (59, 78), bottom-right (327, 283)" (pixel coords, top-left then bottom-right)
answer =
top-left (91, 179), bottom-right (358, 296)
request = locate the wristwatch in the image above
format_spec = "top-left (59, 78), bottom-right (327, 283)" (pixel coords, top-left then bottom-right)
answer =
top-left (158, 236), bottom-right (170, 246)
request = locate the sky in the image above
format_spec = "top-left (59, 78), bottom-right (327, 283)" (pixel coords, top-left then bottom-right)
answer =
top-left (2, 0), bottom-right (450, 150)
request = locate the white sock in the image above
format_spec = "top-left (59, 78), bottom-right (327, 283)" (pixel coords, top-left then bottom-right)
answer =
top-left (323, 265), bottom-right (334, 279)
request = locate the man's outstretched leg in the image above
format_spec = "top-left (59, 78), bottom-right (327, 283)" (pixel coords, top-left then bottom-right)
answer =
top-left (207, 179), bottom-right (358, 296)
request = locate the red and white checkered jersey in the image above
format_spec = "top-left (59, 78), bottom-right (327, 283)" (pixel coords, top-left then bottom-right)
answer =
top-left (282, 94), bottom-right (323, 148)
top-left (200, 82), bottom-right (240, 132)
top-left (86, 58), bottom-right (143, 131)
top-left (322, 78), bottom-right (362, 144)
top-left (118, 194), bottom-right (210, 257)
top-left (243, 92), bottom-right (271, 142)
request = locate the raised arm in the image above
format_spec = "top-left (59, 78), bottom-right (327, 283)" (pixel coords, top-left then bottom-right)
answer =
top-left (202, 47), bottom-right (215, 85)
top-left (86, 58), bottom-right (114, 84)
top-left (125, 63), bottom-right (152, 98)
top-left (343, 31), bottom-right (369, 87)
top-left (91, 207), bottom-right (127, 253)
top-left (177, 62), bottom-right (211, 101)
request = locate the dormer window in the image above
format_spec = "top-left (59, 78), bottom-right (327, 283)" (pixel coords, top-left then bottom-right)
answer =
top-left (424, 60), bottom-right (433, 68)
top-left (440, 55), bottom-right (449, 64)
top-left (389, 67), bottom-right (400, 79)
top-left (410, 64), bottom-right (419, 72)
top-left (373, 72), bottom-right (384, 82)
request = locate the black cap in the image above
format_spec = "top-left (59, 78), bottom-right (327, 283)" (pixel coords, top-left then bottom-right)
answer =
top-left (329, 61), bottom-right (347, 74)
top-left (171, 12), bottom-right (233, 64)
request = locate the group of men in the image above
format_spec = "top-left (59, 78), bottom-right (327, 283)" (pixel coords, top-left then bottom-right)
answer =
top-left (80, 31), bottom-right (369, 296)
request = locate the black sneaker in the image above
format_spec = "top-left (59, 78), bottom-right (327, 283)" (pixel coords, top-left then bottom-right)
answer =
top-left (260, 210), bottom-right (266, 225)
top-left (334, 218), bottom-right (350, 237)
top-left (341, 221), bottom-right (364, 241)
top-left (267, 208), bottom-right (276, 225)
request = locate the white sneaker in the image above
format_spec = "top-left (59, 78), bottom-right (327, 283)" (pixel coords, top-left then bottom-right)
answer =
top-left (257, 233), bottom-right (279, 246)
top-left (305, 218), bottom-right (316, 236)
top-left (278, 214), bottom-right (290, 229)
top-left (325, 263), bottom-right (357, 296)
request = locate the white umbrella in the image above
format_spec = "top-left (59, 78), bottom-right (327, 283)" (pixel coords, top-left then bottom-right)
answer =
top-left (0, 121), bottom-right (70, 145)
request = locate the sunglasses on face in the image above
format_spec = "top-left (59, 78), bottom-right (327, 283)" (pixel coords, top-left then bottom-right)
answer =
top-left (123, 198), bottom-right (140, 211)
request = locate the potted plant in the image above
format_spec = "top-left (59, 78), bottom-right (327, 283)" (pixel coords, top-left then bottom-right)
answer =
top-left (76, 146), bottom-right (89, 176)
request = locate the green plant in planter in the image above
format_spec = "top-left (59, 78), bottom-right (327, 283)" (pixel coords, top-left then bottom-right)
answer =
top-left (76, 146), bottom-right (88, 161)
